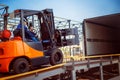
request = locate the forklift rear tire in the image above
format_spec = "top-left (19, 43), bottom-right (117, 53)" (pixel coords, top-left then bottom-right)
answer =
top-left (50, 49), bottom-right (63, 65)
top-left (13, 58), bottom-right (30, 74)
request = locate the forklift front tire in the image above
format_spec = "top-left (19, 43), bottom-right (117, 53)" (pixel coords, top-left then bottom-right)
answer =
top-left (50, 49), bottom-right (63, 65)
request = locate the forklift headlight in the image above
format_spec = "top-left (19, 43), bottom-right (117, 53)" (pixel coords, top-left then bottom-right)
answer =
top-left (0, 49), bottom-right (4, 55)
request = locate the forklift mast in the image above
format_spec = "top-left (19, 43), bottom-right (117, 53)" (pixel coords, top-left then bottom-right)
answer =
top-left (39, 9), bottom-right (56, 48)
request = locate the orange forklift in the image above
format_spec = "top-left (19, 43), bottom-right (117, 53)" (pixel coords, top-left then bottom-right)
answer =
top-left (0, 7), bottom-right (79, 74)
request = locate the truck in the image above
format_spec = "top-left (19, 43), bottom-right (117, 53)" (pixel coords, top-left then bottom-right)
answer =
top-left (0, 7), bottom-right (79, 74)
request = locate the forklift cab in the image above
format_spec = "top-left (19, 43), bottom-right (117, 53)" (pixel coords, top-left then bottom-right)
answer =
top-left (13, 9), bottom-right (57, 50)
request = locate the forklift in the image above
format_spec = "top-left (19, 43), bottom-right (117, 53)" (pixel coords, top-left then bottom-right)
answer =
top-left (0, 7), bottom-right (79, 74)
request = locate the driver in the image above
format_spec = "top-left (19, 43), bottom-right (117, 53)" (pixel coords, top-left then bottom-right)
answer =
top-left (15, 19), bottom-right (38, 42)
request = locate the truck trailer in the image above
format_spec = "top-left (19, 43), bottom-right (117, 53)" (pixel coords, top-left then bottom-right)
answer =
top-left (83, 13), bottom-right (120, 56)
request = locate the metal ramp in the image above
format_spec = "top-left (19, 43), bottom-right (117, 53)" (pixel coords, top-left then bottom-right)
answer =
top-left (1, 54), bottom-right (120, 80)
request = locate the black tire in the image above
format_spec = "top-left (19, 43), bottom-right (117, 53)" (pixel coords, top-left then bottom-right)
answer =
top-left (13, 58), bottom-right (29, 74)
top-left (50, 49), bottom-right (63, 65)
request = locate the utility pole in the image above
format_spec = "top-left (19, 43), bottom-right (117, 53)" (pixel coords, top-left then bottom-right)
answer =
top-left (68, 20), bottom-right (72, 56)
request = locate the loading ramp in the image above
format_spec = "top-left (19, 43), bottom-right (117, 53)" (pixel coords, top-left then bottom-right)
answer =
top-left (0, 54), bottom-right (120, 80)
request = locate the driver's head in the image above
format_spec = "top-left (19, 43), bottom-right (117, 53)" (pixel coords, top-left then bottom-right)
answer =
top-left (29, 22), bottom-right (34, 31)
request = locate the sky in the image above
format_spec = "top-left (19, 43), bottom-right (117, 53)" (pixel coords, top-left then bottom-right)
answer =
top-left (0, 0), bottom-right (120, 22)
